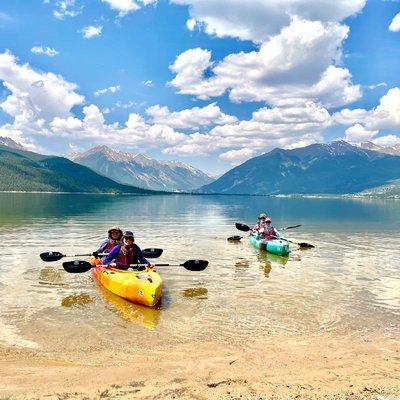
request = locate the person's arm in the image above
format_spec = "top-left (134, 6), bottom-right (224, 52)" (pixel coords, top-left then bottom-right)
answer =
top-left (135, 245), bottom-right (151, 266)
top-left (96, 239), bottom-right (108, 254)
top-left (102, 246), bottom-right (119, 265)
top-left (251, 223), bottom-right (259, 233)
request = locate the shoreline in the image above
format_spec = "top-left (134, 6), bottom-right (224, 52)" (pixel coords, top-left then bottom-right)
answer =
top-left (1, 333), bottom-right (399, 399)
top-left (0, 190), bottom-right (399, 200)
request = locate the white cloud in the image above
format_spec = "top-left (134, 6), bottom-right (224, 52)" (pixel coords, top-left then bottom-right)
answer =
top-left (171, 0), bottom-right (366, 42)
top-left (53, 0), bottom-right (81, 19)
top-left (94, 85), bottom-right (120, 96)
top-left (367, 82), bottom-right (387, 90)
top-left (0, 50), bottom-right (84, 124)
top-left (146, 103), bottom-right (237, 129)
top-left (389, 12), bottom-right (400, 32)
top-left (101, 0), bottom-right (157, 16)
top-left (31, 46), bottom-right (59, 57)
top-left (219, 148), bottom-right (255, 165)
top-left (372, 135), bottom-right (400, 147)
top-left (186, 18), bottom-right (197, 31)
top-left (0, 50), bottom-right (350, 163)
top-left (344, 124), bottom-right (378, 143)
top-left (170, 18), bottom-right (361, 107)
top-left (334, 87), bottom-right (400, 130)
top-left (82, 25), bottom-right (102, 39)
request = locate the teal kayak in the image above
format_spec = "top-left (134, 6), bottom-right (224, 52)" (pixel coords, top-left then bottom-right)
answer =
top-left (249, 234), bottom-right (290, 256)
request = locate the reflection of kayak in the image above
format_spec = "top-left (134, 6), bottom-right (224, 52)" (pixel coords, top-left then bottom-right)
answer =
top-left (250, 234), bottom-right (289, 256)
top-left (95, 280), bottom-right (161, 330)
top-left (257, 251), bottom-right (289, 266)
top-left (90, 258), bottom-right (162, 307)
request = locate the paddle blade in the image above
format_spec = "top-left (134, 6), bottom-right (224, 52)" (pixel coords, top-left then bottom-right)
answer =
top-left (63, 260), bottom-right (92, 273)
top-left (40, 251), bottom-right (64, 262)
top-left (281, 224), bottom-right (302, 231)
top-left (298, 242), bottom-right (315, 249)
top-left (143, 248), bottom-right (163, 259)
top-left (182, 259), bottom-right (208, 271)
top-left (235, 222), bottom-right (251, 232)
top-left (227, 235), bottom-right (242, 241)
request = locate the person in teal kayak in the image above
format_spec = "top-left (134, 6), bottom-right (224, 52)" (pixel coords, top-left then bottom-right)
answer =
top-left (252, 213), bottom-right (280, 240)
top-left (102, 231), bottom-right (154, 269)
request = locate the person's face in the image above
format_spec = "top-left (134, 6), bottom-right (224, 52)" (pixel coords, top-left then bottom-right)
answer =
top-left (123, 237), bottom-right (133, 246)
top-left (110, 230), bottom-right (120, 239)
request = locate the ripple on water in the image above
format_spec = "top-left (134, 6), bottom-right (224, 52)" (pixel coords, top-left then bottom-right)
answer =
top-left (0, 194), bottom-right (399, 351)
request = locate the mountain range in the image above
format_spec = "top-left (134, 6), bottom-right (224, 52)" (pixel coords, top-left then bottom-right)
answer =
top-left (357, 141), bottom-right (400, 156)
top-left (0, 136), bottom-right (26, 151)
top-left (69, 146), bottom-right (213, 192)
top-left (0, 144), bottom-right (152, 194)
top-left (200, 141), bottom-right (400, 195)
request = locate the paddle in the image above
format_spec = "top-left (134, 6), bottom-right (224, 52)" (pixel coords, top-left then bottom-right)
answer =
top-left (235, 222), bottom-right (302, 232)
top-left (62, 259), bottom-right (209, 273)
top-left (40, 248), bottom-right (163, 262)
top-left (272, 236), bottom-right (315, 249)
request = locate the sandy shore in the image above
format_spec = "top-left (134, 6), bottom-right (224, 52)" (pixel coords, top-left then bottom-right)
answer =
top-left (1, 334), bottom-right (399, 400)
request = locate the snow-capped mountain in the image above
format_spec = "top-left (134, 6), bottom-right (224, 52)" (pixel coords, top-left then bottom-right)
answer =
top-left (357, 141), bottom-right (400, 156)
top-left (0, 136), bottom-right (25, 150)
top-left (199, 141), bottom-right (400, 195)
top-left (69, 145), bottom-right (213, 192)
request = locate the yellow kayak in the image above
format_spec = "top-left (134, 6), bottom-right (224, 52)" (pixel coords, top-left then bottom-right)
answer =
top-left (90, 258), bottom-right (162, 307)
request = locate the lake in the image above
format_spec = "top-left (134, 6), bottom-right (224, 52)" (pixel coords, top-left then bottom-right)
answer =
top-left (0, 193), bottom-right (399, 354)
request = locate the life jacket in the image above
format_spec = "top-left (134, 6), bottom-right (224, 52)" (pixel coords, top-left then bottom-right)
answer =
top-left (254, 223), bottom-right (277, 240)
top-left (116, 244), bottom-right (140, 266)
top-left (104, 239), bottom-right (119, 253)
top-left (261, 227), bottom-right (276, 240)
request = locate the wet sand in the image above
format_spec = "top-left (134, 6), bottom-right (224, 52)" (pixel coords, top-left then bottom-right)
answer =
top-left (1, 334), bottom-right (399, 400)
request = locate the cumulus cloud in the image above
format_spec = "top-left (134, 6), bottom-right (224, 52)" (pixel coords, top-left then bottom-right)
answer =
top-left (389, 12), bottom-right (400, 32)
top-left (94, 85), bottom-right (120, 96)
top-left (53, 0), bottom-right (82, 19)
top-left (82, 25), bottom-right (102, 39)
top-left (101, 0), bottom-right (157, 16)
top-left (186, 18), bottom-right (197, 31)
top-left (334, 87), bottom-right (400, 130)
top-left (344, 124), bottom-right (378, 143)
top-left (171, 0), bottom-right (366, 42)
top-left (372, 135), bottom-right (400, 147)
top-left (219, 148), bottom-right (255, 165)
top-left (0, 52), bottom-right (330, 157)
top-left (146, 103), bottom-right (237, 129)
top-left (170, 18), bottom-right (361, 107)
top-left (31, 46), bottom-right (59, 57)
top-left (0, 50), bottom-right (84, 124)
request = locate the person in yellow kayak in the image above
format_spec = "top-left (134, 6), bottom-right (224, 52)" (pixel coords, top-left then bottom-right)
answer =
top-left (95, 226), bottom-right (123, 255)
top-left (102, 231), bottom-right (154, 269)
top-left (252, 213), bottom-right (281, 240)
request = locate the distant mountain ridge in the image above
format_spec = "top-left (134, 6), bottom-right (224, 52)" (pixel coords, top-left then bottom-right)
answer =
top-left (0, 144), bottom-right (152, 193)
top-left (69, 145), bottom-right (213, 191)
top-left (200, 141), bottom-right (400, 195)
top-left (0, 136), bottom-right (25, 150)
top-left (356, 141), bottom-right (400, 156)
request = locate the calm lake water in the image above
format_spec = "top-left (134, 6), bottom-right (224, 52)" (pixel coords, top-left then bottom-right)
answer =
top-left (0, 193), bottom-right (399, 354)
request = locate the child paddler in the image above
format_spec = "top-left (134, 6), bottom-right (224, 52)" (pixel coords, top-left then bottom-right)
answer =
top-left (102, 231), bottom-right (154, 270)
top-left (252, 213), bottom-right (281, 240)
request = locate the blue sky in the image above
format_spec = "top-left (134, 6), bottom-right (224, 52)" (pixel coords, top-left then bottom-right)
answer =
top-left (0, 0), bottom-right (399, 174)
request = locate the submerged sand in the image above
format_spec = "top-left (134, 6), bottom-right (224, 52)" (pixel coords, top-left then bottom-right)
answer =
top-left (1, 334), bottom-right (399, 400)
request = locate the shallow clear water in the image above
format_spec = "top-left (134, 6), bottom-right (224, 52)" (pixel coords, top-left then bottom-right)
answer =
top-left (0, 193), bottom-right (399, 354)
